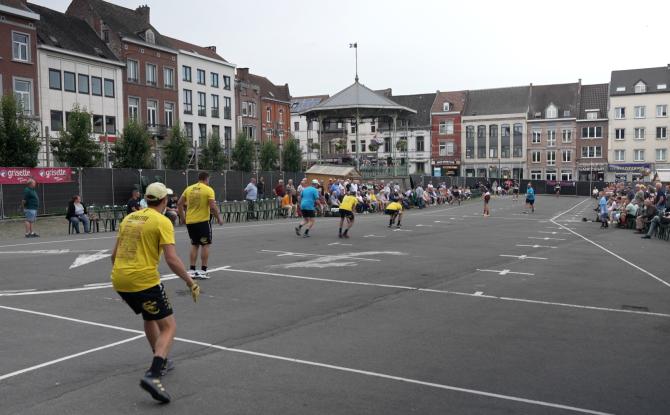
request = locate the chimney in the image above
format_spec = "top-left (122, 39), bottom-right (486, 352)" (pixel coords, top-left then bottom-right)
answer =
top-left (205, 46), bottom-right (216, 52)
top-left (237, 68), bottom-right (249, 79)
top-left (136, 5), bottom-right (150, 25)
top-left (578, 78), bottom-right (582, 85)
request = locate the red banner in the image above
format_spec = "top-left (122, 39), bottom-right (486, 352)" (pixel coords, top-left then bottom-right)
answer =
top-left (0, 167), bottom-right (73, 184)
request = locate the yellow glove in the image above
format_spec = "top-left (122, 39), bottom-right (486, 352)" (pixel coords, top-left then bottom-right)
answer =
top-left (190, 283), bottom-right (200, 303)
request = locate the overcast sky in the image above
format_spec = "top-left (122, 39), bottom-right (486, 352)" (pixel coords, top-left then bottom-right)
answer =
top-left (34, 0), bottom-right (670, 97)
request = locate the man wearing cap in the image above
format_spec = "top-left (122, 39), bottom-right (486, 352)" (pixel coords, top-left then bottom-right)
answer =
top-left (295, 179), bottom-right (320, 237)
top-left (111, 182), bottom-right (200, 404)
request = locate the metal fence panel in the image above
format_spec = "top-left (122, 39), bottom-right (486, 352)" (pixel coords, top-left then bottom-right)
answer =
top-left (82, 168), bottom-right (114, 207)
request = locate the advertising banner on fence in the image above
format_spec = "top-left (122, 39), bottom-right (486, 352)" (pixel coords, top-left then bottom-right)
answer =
top-left (0, 167), bottom-right (73, 184)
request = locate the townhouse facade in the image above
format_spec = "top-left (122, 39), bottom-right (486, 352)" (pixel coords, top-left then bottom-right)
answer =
top-left (166, 36), bottom-right (235, 153)
top-left (234, 73), bottom-right (260, 140)
top-left (430, 90), bottom-right (466, 176)
top-left (526, 83), bottom-right (579, 181)
top-left (576, 83), bottom-right (609, 181)
top-left (31, 3), bottom-right (124, 167)
top-left (461, 86), bottom-right (529, 179)
top-left (0, 0), bottom-right (40, 119)
top-left (290, 95), bottom-right (328, 165)
top-left (608, 66), bottom-right (670, 182)
top-left (67, 0), bottom-right (179, 168)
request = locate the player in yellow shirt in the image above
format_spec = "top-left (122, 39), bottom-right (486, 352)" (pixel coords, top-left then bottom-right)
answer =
top-left (111, 182), bottom-right (200, 404)
top-left (385, 198), bottom-right (404, 228)
top-left (177, 171), bottom-right (222, 279)
top-left (338, 190), bottom-right (358, 238)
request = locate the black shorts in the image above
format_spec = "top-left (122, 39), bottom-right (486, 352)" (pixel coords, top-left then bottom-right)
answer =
top-left (186, 221), bottom-right (212, 245)
top-left (526, 198), bottom-right (535, 205)
top-left (339, 209), bottom-right (354, 219)
top-left (118, 284), bottom-right (173, 321)
top-left (385, 209), bottom-right (400, 215)
top-left (302, 209), bottom-right (315, 218)
top-left (513, 189), bottom-right (519, 194)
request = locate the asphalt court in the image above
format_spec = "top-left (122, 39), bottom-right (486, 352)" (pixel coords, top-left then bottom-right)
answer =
top-left (1, 195), bottom-right (669, 414)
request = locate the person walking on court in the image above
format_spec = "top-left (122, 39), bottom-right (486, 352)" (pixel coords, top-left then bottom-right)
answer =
top-left (244, 177), bottom-right (258, 220)
top-left (178, 172), bottom-right (223, 279)
top-left (483, 189), bottom-right (491, 216)
top-left (22, 178), bottom-right (39, 237)
top-left (111, 182), bottom-right (200, 404)
top-left (524, 183), bottom-right (535, 213)
top-left (385, 198), bottom-right (404, 228)
top-left (295, 179), bottom-right (319, 238)
top-left (338, 190), bottom-right (358, 238)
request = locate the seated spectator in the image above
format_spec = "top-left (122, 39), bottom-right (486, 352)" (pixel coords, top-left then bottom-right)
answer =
top-left (281, 193), bottom-right (293, 217)
top-left (641, 210), bottom-right (670, 239)
top-left (66, 195), bottom-right (90, 233)
top-left (164, 189), bottom-right (178, 225)
top-left (636, 199), bottom-right (657, 233)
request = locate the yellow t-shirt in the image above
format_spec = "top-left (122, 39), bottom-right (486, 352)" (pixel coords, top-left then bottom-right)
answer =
top-left (339, 195), bottom-right (358, 211)
top-left (183, 182), bottom-right (215, 224)
top-left (370, 194), bottom-right (377, 202)
top-left (111, 208), bottom-right (175, 292)
top-left (386, 201), bottom-right (403, 211)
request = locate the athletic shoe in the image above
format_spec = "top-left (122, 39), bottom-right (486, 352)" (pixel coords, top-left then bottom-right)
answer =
top-left (295, 227), bottom-right (301, 236)
top-left (303, 233), bottom-right (310, 238)
top-left (641, 235), bottom-right (651, 239)
top-left (140, 375), bottom-right (171, 403)
top-left (193, 270), bottom-right (210, 280)
top-left (388, 224), bottom-right (393, 228)
top-left (338, 233), bottom-right (342, 238)
top-left (160, 359), bottom-right (175, 376)
top-left (343, 233), bottom-right (350, 239)
top-left (396, 224), bottom-right (401, 228)
top-left (25, 233), bottom-right (31, 238)
top-left (30, 232), bottom-right (39, 237)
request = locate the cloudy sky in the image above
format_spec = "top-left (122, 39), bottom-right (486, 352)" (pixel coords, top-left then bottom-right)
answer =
top-left (34, 0), bottom-right (669, 97)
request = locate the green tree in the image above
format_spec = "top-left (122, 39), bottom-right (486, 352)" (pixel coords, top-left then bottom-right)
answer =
top-left (50, 106), bottom-right (102, 167)
top-left (113, 121), bottom-right (152, 168)
top-left (232, 133), bottom-right (254, 172)
top-left (163, 124), bottom-right (190, 169)
top-left (0, 95), bottom-right (40, 167)
top-left (282, 137), bottom-right (302, 172)
top-left (259, 140), bottom-right (279, 171)
top-left (200, 132), bottom-right (226, 171)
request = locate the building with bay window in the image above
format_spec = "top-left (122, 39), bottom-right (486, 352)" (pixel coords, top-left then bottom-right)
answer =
top-left (576, 83), bottom-right (609, 181)
top-left (461, 86), bottom-right (530, 179)
top-left (430, 90), bottom-right (466, 176)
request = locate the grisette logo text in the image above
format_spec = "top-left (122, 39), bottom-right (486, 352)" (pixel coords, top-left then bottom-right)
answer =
top-left (2, 168), bottom-right (32, 180)
top-left (39, 168), bottom-right (69, 179)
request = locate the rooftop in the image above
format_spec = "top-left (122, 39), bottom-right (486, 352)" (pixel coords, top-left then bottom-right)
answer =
top-left (163, 35), bottom-right (228, 63)
top-left (463, 85), bottom-right (530, 117)
top-left (610, 66), bottom-right (670, 96)
top-left (578, 83), bottom-right (609, 119)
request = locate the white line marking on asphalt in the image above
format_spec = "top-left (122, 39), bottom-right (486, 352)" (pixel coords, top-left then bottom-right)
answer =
top-left (528, 237), bottom-right (566, 241)
top-left (328, 242), bottom-right (353, 246)
top-left (260, 250), bottom-right (381, 262)
top-left (69, 250), bottom-right (111, 269)
top-left (415, 224), bottom-right (433, 227)
top-left (362, 235), bottom-right (386, 238)
top-left (477, 269), bottom-right (535, 276)
top-left (393, 229), bottom-right (412, 232)
top-left (499, 254), bottom-right (547, 260)
top-left (0, 335), bottom-right (144, 382)
top-left (550, 199), bottom-right (670, 289)
top-left (0, 249), bottom-right (73, 255)
top-left (516, 244), bottom-right (557, 249)
top-left (538, 231), bottom-right (571, 235)
top-left (0, 289), bottom-right (36, 294)
top-left (474, 291), bottom-right (484, 296)
top-left (0, 305), bottom-right (616, 415)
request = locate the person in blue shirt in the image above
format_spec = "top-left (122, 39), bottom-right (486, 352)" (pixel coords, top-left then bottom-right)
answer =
top-left (598, 192), bottom-right (609, 228)
top-left (524, 183), bottom-right (535, 213)
top-left (295, 179), bottom-right (320, 238)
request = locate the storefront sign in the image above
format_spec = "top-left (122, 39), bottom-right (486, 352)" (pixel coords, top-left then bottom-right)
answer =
top-left (608, 163), bottom-right (651, 173)
top-left (0, 167), bottom-right (73, 184)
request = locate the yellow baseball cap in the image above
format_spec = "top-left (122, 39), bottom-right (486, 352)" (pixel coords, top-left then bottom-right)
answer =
top-left (145, 182), bottom-right (168, 201)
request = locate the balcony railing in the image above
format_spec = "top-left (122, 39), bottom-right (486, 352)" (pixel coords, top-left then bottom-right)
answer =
top-left (211, 108), bottom-right (219, 118)
top-left (198, 107), bottom-right (206, 117)
top-left (147, 124), bottom-right (168, 137)
top-left (360, 165), bottom-right (409, 178)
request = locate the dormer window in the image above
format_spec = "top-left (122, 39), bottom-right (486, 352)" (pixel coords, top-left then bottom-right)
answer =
top-left (616, 86), bottom-right (626, 92)
top-left (586, 110), bottom-right (598, 120)
top-left (634, 81), bottom-right (646, 93)
top-left (442, 102), bottom-right (451, 111)
top-left (658, 84), bottom-right (667, 90)
top-left (145, 29), bottom-right (155, 44)
top-left (546, 104), bottom-right (558, 119)
top-left (102, 30), bottom-right (109, 42)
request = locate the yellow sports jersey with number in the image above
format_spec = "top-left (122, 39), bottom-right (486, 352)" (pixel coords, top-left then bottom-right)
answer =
top-left (111, 208), bottom-right (175, 292)
top-left (386, 201), bottom-right (403, 211)
top-left (183, 183), bottom-right (215, 224)
top-left (339, 195), bottom-right (357, 211)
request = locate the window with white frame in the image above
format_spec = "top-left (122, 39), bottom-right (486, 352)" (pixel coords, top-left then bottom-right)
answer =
top-left (531, 150), bottom-right (541, 163)
top-left (164, 67), bottom-right (174, 88)
top-left (278, 109), bottom-right (284, 125)
top-left (616, 86), bottom-right (626, 92)
top-left (547, 130), bottom-right (556, 146)
top-left (634, 127), bottom-right (645, 139)
top-left (128, 97), bottom-right (139, 121)
top-left (146, 63), bottom-right (157, 86)
top-left (127, 59), bottom-right (139, 82)
top-left (615, 128), bottom-right (625, 140)
top-left (614, 107), bottom-right (625, 119)
top-left (562, 129), bottom-right (572, 143)
top-left (657, 127), bottom-right (667, 139)
top-left (442, 102), bottom-right (450, 111)
top-left (439, 120), bottom-right (454, 134)
top-left (634, 149), bottom-right (645, 161)
top-left (586, 111), bottom-right (598, 120)
top-left (439, 142), bottom-right (447, 156)
top-left (266, 107), bottom-right (271, 122)
top-left (147, 100), bottom-right (157, 126)
top-left (658, 84), bottom-right (667, 90)
top-left (581, 126), bottom-right (602, 138)
top-left (145, 29), bottom-right (155, 44)
top-left (13, 78), bottom-right (32, 115)
top-left (546, 171), bottom-right (557, 181)
top-left (581, 146), bottom-right (602, 158)
top-left (634, 81), bottom-right (646, 93)
top-left (656, 148), bottom-right (667, 161)
top-left (546, 104), bottom-right (557, 119)
top-left (546, 150), bottom-right (556, 166)
top-left (657, 105), bottom-right (667, 117)
top-left (562, 149), bottom-right (572, 162)
top-left (532, 129), bottom-right (541, 144)
top-left (614, 149), bottom-right (625, 162)
top-left (165, 102), bottom-right (174, 127)
top-left (561, 170), bottom-right (572, 181)
top-left (634, 106), bottom-right (646, 118)
top-left (530, 170), bottom-right (542, 180)
top-left (12, 32), bottom-right (29, 62)
top-left (446, 141), bottom-right (454, 156)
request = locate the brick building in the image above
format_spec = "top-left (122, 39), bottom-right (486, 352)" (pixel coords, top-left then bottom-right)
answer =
top-left (67, 0), bottom-right (178, 167)
top-left (0, 0), bottom-right (40, 118)
top-left (235, 68), bottom-right (290, 149)
top-left (430, 90), bottom-right (466, 176)
top-left (576, 83), bottom-right (609, 181)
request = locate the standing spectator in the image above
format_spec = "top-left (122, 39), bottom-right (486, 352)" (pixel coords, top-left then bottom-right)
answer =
top-left (273, 179), bottom-right (285, 201)
top-left (22, 178), bottom-right (39, 238)
top-left (66, 195), bottom-right (90, 234)
top-left (654, 182), bottom-right (666, 215)
top-left (127, 189), bottom-right (141, 214)
top-left (244, 178), bottom-right (258, 220)
top-left (257, 176), bottom-right (265, 199)
top-left (415, 185), bottom-right (425, 209)
top-left (164, 189), bottom-right (179, 225)
top-left (598, 192), bottom-right (608, 228)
